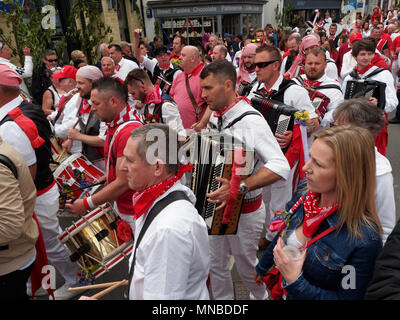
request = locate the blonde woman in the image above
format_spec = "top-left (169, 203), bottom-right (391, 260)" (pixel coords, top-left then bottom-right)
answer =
top-left (255, 125), bottom-right (382, 300)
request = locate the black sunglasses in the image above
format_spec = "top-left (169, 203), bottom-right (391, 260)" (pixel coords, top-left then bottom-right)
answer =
top-left (254, 60), bottom-right (278, 68)
top-left (47, 58), bottom-right (58, 62)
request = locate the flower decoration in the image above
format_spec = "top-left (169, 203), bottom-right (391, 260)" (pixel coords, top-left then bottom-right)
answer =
top-left (145, 113), bottom-right (160, 124)
top-left (268, 210), bottom-right (291, 237)
top-left (294, 110), bottom-right (310, 126)
top-left (116, 219), bottom-right (133, 243)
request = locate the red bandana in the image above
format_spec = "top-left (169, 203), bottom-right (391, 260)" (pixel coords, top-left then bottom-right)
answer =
top-left (185, 62), bottom-right (203, 77)
top-left (80, 99), bottom-right (91, 114)
top-left (245, 66), bottom-right (255, 74)
top-left (302, 192), bottom-right (339, 237)
top-left (115, 64), bottom-right (121, 71)
top-left (304, 79), bottom-right (322, 88)
top-left (355, 64), bottom-right (374, 75)
top-left (144, 85), bottom-right (162, 105)
top-left (131, 164), bottom-right (194, 220)
top-left (213, 96), bottom-right (251, 118)
top-left (106, 103), bottom-right (141, 131)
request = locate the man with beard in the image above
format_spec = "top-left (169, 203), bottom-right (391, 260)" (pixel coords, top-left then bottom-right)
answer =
top-left (66, 77), bottom-right (142, 230)
top-left (236, 43), bottom-right (257, 96)
top-left (56, 66), bottom-right (106, 170)
top-left (280, 33), bottom-right (301, 74)
top-left (125, 68), bottom-right (186, 139)
top-left (294, 47), bottom-right (343, 141)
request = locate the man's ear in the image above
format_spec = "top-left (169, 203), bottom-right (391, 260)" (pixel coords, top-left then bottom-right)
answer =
top-left (153, 158), bottom-right (164, 177)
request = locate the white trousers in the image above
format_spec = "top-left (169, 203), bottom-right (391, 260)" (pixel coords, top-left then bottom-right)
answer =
top-left (263, 166), bottom-right (295, 241)
top-left (35, 183), bottom-right (78, 286)
top-left (209, 203), bottom-right (268, 300)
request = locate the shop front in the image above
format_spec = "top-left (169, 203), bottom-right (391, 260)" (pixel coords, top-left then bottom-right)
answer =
top-left (284, 0), bottom-right (342, 23)
top-left (147, 1), bottom-right (267, 45)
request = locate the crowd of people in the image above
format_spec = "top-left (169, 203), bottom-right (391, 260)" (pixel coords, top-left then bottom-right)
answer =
top-left (1, 4), bottom-right (400, 301)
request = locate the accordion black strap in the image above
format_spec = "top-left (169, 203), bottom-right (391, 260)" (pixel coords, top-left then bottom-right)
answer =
top-left (127, 190), bottom-right (190, 299)
top-left (349, 67), bottom-right (387, 80)
top-left (224, 111), bottom-right (261, 129)
top-left (315, 84), bottom-right (342, 92)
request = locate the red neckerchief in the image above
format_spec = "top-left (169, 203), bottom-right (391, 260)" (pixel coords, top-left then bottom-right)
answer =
top-left (159, 64), bottom-right (170, 71)
top-left (185, 62), bottom-right (203, 78)
top-left (106, 103), bottom-right (140, 131)
top-left (304, 79), bottom-right (322, 87)
top-left (115, 64), bottom-right (121, 71)
top-left (144, 85), bottom-right (162, 105)
top-left (132, 164), bottom-right (194, 220)
top-left (213, 96), bottom-right (251, 118)
top-left (329, 35), bottom-right (336, 39)
top-left (302, 192), bottom-right (339, 237)
top-left (354, 63), bottom-right (374, 75)
top-left (245, 66), bottom-right (255, 74)
top-left (80, 99), bottom-right (91, 114)
top-left (259, 87), bottom-right (276, 97)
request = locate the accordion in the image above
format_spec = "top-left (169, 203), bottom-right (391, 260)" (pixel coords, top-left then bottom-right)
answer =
top-left (305, 88), bottom-right (330, 120)
top-left (250, 93), bottom-right (298, 135)
top-left (344, 79), bottom-right (386, 110)
top-left (181, 131), bottom-right (253, 235)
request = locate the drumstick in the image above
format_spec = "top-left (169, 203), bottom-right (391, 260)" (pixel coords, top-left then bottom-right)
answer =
top-left (60, 180), bottom-right (106, 195)
top-left (90, 279), bottom-right (129, 299)
top-left (68, 280), bottom-right (127, 292)
top-left (56, 117), bottom-right (81, 163)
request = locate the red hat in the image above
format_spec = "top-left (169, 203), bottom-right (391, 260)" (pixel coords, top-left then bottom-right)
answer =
top-left (52, 65), bottom-right (77, 80)
top-left (350, 32), bottom-right (362, 43)
top-left (0, 64), bottom-right (22, 86)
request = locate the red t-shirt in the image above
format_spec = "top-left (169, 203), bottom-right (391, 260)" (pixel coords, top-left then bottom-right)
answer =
top-left (104, 121), bottom-right (142, 215)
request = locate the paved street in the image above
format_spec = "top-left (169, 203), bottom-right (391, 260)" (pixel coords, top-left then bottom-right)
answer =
top-left (37, 112), bottom-right (400, 300)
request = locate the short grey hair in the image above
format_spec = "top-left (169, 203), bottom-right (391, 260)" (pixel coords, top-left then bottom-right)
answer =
top-left (129, 123), bottom-right (180, 175)
top-left (333, 98), bottom-right (385, 138)
top-left (101, 56), bottom-right (115, 65)
top-left (99, 43), bottom-right (109, 56)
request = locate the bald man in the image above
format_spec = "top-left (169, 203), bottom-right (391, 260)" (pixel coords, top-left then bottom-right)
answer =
top-left (170, 46), bottom-right (211, 131)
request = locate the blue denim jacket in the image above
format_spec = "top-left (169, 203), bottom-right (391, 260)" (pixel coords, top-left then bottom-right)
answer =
top-left (255, 203), bottom-right (382, 300)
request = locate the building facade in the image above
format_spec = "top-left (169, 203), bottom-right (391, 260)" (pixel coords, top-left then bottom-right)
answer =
top-left (144, 0), bottom-right (267, 45)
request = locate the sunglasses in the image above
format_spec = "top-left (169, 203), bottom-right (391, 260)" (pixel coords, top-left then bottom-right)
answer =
top-left (254, 60), bottom-right (278, 68)
top-left (47, 58), bottom-right (58, 63)
top-left (252, 38), bottom-right (262, 43)
top-left (50, 67), bottom-right (62, 72)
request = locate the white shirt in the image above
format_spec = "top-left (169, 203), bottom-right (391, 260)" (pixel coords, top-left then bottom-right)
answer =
top-left (115, 57), bottom-right (139, 81)
top-left (340, 50), bottom-right (357, 80)
top-left (342, 65), bottom-right (398, 113)
top-left (129, 181), bottom-right (210, 300)
top-left (54, 94), bottom-right (107, 154)
top-left (248, 75), bottom-right (318, 119)
top-left (0, 56), bottom-right (33, 100)
top-left (294, 74), bottom-right (343, 129)
top-left (134, 89), bottom-right (186, 139)
top-left (140, 56), bottom-right (182, 82)
top-left (0, 96), bottom-right (36, 165)
top-left (208, 99), bottom-right (291, 196)
top-left (375, 148), bottom-right (396, 244)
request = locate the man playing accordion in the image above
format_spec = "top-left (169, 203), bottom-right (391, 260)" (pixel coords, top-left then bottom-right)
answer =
top-left (342, 38), bottom-right (398, 155)
top-left (199, 59), bottom-right (290, 300)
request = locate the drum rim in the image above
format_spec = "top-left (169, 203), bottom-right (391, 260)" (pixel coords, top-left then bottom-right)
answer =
top-left (53, 152), bottom-right (84, 177)
top-left (58, 203), bottom-right (115, 242)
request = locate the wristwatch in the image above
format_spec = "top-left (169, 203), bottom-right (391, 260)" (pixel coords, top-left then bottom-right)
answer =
top-left (239, 181), bottom-right (249, 195)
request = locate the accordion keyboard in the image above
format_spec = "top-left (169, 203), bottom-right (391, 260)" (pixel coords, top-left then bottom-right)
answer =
top-left (204, 157), bottom-right (224, 228)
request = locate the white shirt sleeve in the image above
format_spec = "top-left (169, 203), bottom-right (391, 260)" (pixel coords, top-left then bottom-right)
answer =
top-left (0, 122), bottom-right (36, 166)
top-left (320, 88), bottom-right (344, 128)
top-left (325, 61), bottom-right (339, 81)
top-left (141, 56), bottom-right (158, 75)
top-left (12, 56), bottom-right (33, 78)
top-left (376, 172), bottom-right (396, 244)
top-left (54, 94), bottom-right (80, 139)
top-left (162, 101), bottom-right (186, 139)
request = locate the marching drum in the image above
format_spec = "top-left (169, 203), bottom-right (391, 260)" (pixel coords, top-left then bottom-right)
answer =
top-left (58, 203), bottom-right (133, 283)
top-left (49, 136), bottom-right (70, 171)
top-left (53, 153), bottom-right (104, 209)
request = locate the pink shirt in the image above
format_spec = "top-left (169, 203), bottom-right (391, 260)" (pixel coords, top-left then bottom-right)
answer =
top-left (170, 63), bottom-right (206, 129)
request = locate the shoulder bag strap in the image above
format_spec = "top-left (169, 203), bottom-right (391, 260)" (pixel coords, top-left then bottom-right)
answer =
top-left (0, 154), bottom-right (18, 179)
top-left (127, 190), bottom-right (190, 299)
top-left (184, 74), bottom-right (203, 121)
